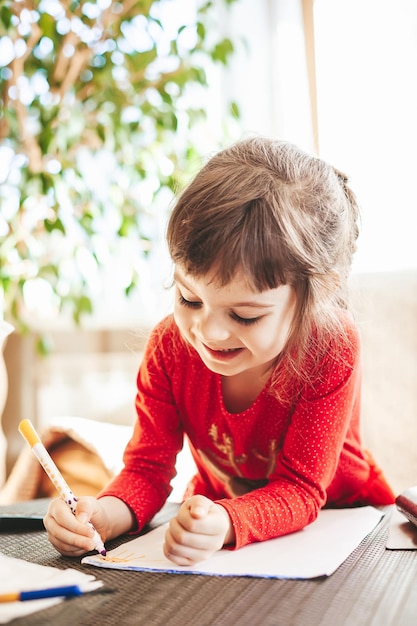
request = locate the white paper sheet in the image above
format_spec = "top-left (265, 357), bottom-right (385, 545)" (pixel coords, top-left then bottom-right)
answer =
top-left (386, 506), bottom-right (417, 549)
top-left (0, 553), bottom-right (102, 624)
top-left (82, 506), bottom-right (383, 579)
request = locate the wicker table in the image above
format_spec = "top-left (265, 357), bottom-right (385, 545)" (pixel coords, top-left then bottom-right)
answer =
top-left (1, 507), bottom-right (416, 626)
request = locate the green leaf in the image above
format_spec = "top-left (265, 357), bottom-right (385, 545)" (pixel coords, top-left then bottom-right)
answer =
top-left (36, 334), bottom-right (54, 356)
top-left (97, 124), bottom-right (106, 142)
top-left (39, 172), bottom-right (54, 194)
top-left (196, 21), bottom-right (206, 41)
top-left (38, 13), bottom-right (56, 41)
top-left (230, 100), bottom-right (240, 118)
top-left (118, 214), bottom-right (137, 237)
top-left (0, 6), bottom-right (13, 29)
top-left (73, 295), bottom-right (93, 325)
top-left (127, 49), bottom-right (158, 73)
top-left (211, 38), bottom-right (234, 65)
top-left (44, 218), bottom-right (66, 235)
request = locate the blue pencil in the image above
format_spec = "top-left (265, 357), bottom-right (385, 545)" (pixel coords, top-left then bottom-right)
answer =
top-left (0, 584), bottom-right (83, 602)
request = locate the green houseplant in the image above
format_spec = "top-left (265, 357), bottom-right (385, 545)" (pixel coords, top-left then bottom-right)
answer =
top-left (0, 0), bottom-right (239, 341)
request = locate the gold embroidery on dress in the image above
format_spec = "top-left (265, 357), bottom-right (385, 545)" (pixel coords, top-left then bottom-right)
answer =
top-left (208, 424), bottom-right (247, 477)
top-left (208, 424), bottom-right (279, 478)
top-left (252, 439), bottom-right (278, 476)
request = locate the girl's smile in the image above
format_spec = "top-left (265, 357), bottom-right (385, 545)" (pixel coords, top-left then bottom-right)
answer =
top-left (173, 266), bottom-right (297, 379)
top-left (202, 344), bottom-right (244, 361)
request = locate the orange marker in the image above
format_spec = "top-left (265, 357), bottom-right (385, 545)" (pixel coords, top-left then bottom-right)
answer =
top-left (18, 419), bottom-right (106, 557)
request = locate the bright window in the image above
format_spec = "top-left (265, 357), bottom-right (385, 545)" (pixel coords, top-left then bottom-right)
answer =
top-left (314, 0), bottom-right (417, 272)
top-left (224, 0), bottom-right (417, 273)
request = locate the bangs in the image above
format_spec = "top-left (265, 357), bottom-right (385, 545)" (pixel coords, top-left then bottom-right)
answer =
top-left (169, 198), bottom-right (293, 292)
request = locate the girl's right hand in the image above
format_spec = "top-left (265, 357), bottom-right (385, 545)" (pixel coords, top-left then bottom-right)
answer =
top-left (43, 495), bottom-right (107, 557)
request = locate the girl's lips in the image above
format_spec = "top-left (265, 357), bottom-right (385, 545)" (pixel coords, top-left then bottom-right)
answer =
top-left (203, 345), bottom-right (244, 360)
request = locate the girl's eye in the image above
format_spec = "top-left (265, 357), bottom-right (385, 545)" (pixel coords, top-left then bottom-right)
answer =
top-left (178, 294), bottom-right (202, 309)
top-left (177, 292), bottom-right (261, 325)
top-left (230, 312), bottom-right (261, 326)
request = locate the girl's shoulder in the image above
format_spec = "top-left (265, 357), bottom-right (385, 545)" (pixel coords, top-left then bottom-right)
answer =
top-left (147, 314), bottom-right (181, 349)
top-left (304, 311), bottom-right (361, 389)
top-left (141, 316), bottom-right (207, 388)
top-left (149, 314), bottom-right (178, 339)
top-left (145, 315), bottom-right (194, 364)
top-left (333, 309), bottom-right (361, 360)
top-left (310, 309), bottom-right (360, 357)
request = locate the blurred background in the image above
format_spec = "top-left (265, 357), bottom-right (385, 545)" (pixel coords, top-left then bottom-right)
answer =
top-left (0, 0), bottom-right (416, 498)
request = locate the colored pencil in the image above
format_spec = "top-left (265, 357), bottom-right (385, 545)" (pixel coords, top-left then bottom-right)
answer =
top-left (0, 584), bottom-right (82, 602)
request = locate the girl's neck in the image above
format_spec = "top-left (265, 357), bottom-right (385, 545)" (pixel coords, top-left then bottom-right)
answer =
top-left (221, 365), bottom-right (272, 413)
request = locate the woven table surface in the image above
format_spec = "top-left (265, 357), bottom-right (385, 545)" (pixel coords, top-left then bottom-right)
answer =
top-left (1, 508), bottom-right (417, 626)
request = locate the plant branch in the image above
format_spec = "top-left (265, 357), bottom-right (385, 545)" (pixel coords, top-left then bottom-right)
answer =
top-left (57, 46), bottom-right (92, 101)
top-left (101, 0), bottom-right (144, 27)
top-left (52, 30), bottom-right (81, 85)
top-left (7, 20), bottom-right (44, 172)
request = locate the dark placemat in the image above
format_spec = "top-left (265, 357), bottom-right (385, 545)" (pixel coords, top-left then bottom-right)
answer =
top-left (1, 509), bottom-right (417, 626)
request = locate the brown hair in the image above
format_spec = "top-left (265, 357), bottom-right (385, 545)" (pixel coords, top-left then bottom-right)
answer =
top-left (166, 136), bottom-right (360, 390)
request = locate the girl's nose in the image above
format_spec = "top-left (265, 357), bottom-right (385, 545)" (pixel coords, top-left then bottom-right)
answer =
top-left (195, 312), bottom-right (230, 342)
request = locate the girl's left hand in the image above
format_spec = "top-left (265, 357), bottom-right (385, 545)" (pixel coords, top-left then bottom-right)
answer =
top-left (163, 495), bottom-right (234, 566)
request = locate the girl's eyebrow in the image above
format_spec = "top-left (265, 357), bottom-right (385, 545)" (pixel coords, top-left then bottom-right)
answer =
top-left (173, 272), bottom-right (194, 291)
top-left (226, 298), bottom-right (279, 310)
top-left (173, 272), bottom-right (277, 309)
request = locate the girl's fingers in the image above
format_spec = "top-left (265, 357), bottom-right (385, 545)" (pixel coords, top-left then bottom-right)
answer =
top-left (163, 527), bottom-right (209, 566)
top-left (43, 498), bottom-right (98, 556)
top-left (167, 517), bottom-right (210, 549)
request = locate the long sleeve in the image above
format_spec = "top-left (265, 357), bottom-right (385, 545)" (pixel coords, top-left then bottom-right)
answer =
top-left (99, 320), bottom-right (183, 530)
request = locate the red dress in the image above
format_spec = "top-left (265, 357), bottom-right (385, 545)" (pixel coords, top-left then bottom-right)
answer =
top-left (100, 316), bottom-right (394, 549)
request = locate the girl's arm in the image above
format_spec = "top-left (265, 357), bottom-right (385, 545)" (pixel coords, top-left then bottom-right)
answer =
top-left (98, 318), bottom-right (184, 534)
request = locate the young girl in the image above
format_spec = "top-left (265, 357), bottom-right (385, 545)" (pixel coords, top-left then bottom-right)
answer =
top-left (44, 137), bottom-right (395, 565)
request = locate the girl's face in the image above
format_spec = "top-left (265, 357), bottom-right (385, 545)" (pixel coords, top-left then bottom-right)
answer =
top-left (173, 265), bottom-right (297, 379)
